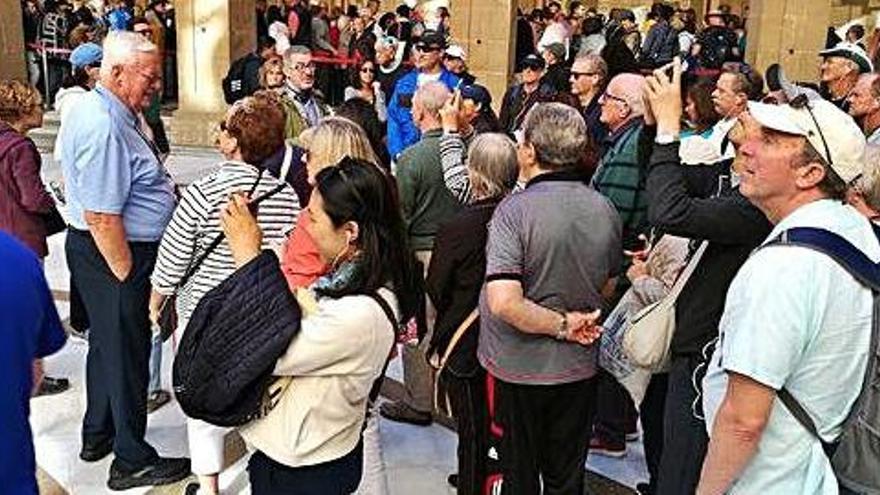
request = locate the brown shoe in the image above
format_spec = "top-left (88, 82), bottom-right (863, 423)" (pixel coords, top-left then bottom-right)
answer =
top-left (379, 401), bottom-right (432, 426)
top-left (146, 390), bottom-right (171, 414)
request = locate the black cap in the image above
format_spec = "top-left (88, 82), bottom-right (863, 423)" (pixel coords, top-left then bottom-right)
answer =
top-left (520, 54), bottom-right (546, 70)
top-left (416, 30), bottom-right (447, 51)
top-left (460, 84), bottom-right (492, 108)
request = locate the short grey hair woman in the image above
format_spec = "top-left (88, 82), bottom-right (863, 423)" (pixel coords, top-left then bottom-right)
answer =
top-left (425, 132), bottom-right (518, 495)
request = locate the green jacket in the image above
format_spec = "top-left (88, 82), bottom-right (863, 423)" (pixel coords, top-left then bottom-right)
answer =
top-left (396, 129), bottom-right (463, 251)
top-left (592, 118), bottom-right (647, 248)
top-left (280, 94), bottom-right (332, 143)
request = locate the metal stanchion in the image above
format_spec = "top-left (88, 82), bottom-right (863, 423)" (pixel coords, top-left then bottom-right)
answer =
top-left (40, 44), bottom-right (50, 104)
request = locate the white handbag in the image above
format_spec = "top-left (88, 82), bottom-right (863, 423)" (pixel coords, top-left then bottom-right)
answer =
top-left (623, 241), bottom-right (708, 371)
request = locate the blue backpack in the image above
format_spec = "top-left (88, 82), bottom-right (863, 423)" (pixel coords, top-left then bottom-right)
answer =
top-left (763, 226), bottom-right (880, 494)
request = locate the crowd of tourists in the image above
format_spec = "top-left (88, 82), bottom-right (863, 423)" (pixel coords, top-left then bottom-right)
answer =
top-left (4, 1), bottom-right (880, 495)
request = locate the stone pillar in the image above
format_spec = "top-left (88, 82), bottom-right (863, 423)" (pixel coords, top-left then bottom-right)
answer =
top-left (0, 0), bottom-right (27, 82)
top-left (746, 0), bottom-right (832, 83)
top-left (449, 0), bottom-right (517, 111)
top-left (170, 0), bottom-right (255, 146)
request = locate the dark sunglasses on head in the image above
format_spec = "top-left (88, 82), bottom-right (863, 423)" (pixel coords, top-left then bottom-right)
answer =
top-left (788, 94), bottom-right (834, 168)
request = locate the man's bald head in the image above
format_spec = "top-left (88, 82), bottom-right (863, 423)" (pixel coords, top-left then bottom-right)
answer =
top-left (599, 73), bottom-right (647, 131)
top-left (413, 81), bottom-right (450, 131)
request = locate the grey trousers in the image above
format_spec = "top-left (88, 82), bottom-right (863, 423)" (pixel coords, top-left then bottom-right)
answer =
top-left (401, 250), bottom-right (435, 413)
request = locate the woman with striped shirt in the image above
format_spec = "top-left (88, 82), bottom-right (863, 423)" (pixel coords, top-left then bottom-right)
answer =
top-left (148, 96), bottom-right (301, 495)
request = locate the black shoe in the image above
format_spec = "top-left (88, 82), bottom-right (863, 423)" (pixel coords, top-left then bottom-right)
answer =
top-left (80, 437), bottom-right (114, 462)
top-left (107, 457), bottom-right (191, 491)
top-left (184, 482), bottom-right (200, 495)
top-left (447, 473), bottom-right (458, 488)
top-left (34, 376), bottom-right (70, 397)
top-left (379, 401), bottom-right (433, 426)
top-left (636, 482), bottom-right (655, 495)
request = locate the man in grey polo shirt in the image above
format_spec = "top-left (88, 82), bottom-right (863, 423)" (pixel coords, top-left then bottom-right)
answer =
top-left (479, 102), bottom-right (622, 494)
top-left (60, 31), bottom-right (189, 490)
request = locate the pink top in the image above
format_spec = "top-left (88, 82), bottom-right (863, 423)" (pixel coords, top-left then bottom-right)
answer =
top-left (282, 211), bottom-right (328, 290)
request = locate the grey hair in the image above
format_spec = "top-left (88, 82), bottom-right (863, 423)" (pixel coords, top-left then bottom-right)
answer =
top-left (413, 81), bottom-right (450, 120)
top-left (523, 103), bottom-right (588, 169)
top-left (574, 53), bottom-right (608, 82)
top-left (99, 30), bottom-right (157, 78)
top-left (855, 145), bottom-right (880, 211)
top-left (283, 45), bottom-right (312, 66)
top-left (467, 133), bottom-right (519, 199)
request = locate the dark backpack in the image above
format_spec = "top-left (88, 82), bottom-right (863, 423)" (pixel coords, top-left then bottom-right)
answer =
top-left (698, 27), bottom-right (734, 69)
top-left (222, 54), bottom-right (258, 105)
top-left (763, 226), bottom-right (880, 494)
top-left (172, 251), bottom-right (302, 427)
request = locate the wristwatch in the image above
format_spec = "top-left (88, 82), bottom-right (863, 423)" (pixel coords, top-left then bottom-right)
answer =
top-left (655, 131), bottom-right (680, 145)
top-left (554, 312), bottom-right (569, 341)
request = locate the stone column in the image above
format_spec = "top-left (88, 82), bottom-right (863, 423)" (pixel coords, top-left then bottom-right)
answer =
top-left (0, 0), bottom-right (27, 81)
top-left (449, 0), bottom-right (517, 111)
top-left (170, 0), bottom-right (255, 146)
top-left (746, 0), bottom-right (832, 83)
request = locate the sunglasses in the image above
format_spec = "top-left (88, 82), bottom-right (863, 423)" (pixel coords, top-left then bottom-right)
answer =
top-left (789, 94), bottom-right (834, 168)
top-left (416, 45), bottom-right (442, 53)
top-left (571, 71), bottom-right (599, 78)
top-left (522, 64), bottom-right (544, 71)
top-left (360, 67), bottom-right (375, 73)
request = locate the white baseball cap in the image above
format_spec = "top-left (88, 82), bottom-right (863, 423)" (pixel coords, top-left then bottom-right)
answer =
top-left (444, 44), bottom-right (467, 61)
top-left (819, 41), bottom-right (874, 74)
top-left (746, 98), bottom-right (866, 182)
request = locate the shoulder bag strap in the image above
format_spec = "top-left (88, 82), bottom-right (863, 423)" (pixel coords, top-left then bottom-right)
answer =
top-left (366, 291), bottom-right (400, 405)
top-left (667, 240), bottom-right (709, 301)
top-left (430, 309), bottom-right (479, 371)
top-left (279, 142), bottom-right (294, 183)
top-left (177, 172), bottom-right (288, 290)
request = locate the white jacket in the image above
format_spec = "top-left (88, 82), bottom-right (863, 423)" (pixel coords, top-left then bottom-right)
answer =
top-left (240, 288), bottom-right (397, 467)
top-left (53, 86), bottom-right (88, 163)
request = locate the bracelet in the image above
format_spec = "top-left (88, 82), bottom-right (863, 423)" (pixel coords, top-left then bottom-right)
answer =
top-left (554, 312), bottom-right (569, 341)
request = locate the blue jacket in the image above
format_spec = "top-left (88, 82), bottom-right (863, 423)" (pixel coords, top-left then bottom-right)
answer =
top-left (386, 68), bottom-right (460, 159)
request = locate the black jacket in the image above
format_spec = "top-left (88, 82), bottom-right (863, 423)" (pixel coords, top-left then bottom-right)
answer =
top-left (426, 199), bottom-right (500, 377)
top-left (542, 62), bottom-right (571, 94)
top-left (498, 82), bottom-right (556, 136)
top-left (646, 140), bottom-right (772, 358)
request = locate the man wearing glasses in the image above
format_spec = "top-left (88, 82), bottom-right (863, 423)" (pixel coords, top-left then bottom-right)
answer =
top-left (498, 54), bottom-right (556, 137)
top-left (387, 30), bottom-right (460, 159)
top-left (280, 45), bottom-right (331, 142)
top-left (59, 31), bottom-right (189, 490)
top-left (569, 53), bottom-right (608, 148)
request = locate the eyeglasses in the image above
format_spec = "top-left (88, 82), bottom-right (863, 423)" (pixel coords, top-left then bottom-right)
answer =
top-left (571, 71), bottom-right (599, 78)
top-left (135, 70), bottom-right (161, 85)
top-left (293, 62), bottom-right (316, 71)
top-left (600, 91), bottom-right (628, 105)
top-left (522, 64), bottom-right (544, 72)
top-left (360, 67), bottom-right (375, 73)
top-left (416, 45), bottom-right (442, 53)
top-left (789, 93), bottom-right (834, 168)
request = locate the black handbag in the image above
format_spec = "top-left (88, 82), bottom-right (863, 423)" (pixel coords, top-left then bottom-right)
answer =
top-left (41, 206), bottom-right (66, 236)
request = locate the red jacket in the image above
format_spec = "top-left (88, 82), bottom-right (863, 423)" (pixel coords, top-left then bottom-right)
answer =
top-left (0, 122), bottom-right (55, 258)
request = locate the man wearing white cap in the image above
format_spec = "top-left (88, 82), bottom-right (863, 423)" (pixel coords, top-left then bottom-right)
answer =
top-left (819, 41), bottom-right (874, 112)
top-left (444, 44), bottom-right (476, 85)
top-left (646, 61), bottom-right (879, 493)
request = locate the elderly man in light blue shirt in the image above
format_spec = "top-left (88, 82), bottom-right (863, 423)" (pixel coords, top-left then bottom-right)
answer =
top-left (644, 62), bottom-right (877, 495)
top-left (60, 31), bottom-right (189, 490)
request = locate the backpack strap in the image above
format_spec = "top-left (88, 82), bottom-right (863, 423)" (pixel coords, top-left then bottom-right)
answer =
top-left (763, 225), bottom-right (880, 457)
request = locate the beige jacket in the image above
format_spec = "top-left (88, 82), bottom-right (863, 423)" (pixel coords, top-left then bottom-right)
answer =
top-left (240, 288), bottom-right (397, 467)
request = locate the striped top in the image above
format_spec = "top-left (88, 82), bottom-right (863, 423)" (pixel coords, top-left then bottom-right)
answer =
top-left (151, 161), bottom-right (301, 323)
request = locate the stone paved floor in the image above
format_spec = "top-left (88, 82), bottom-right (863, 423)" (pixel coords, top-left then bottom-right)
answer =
top-left (33, 148), bottom-right (647, 494)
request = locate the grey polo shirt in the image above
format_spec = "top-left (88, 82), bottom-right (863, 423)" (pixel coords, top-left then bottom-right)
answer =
top-left (477, 170), bottom-right (623, 385)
